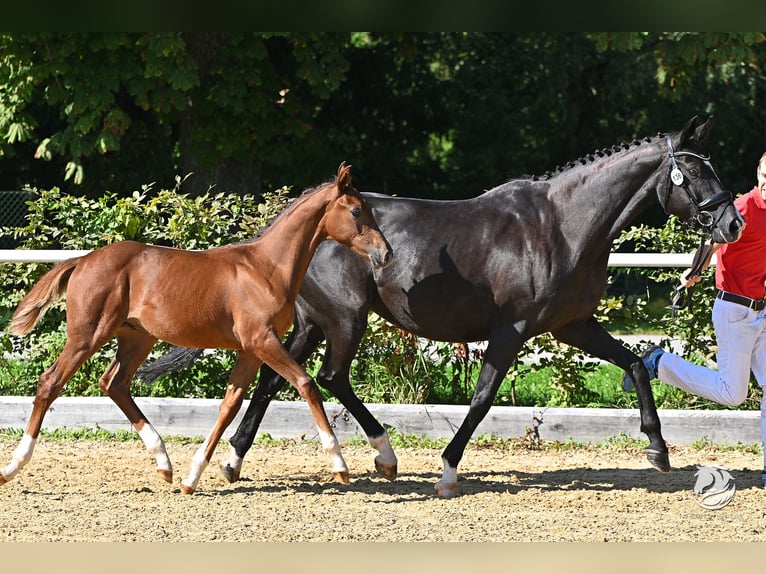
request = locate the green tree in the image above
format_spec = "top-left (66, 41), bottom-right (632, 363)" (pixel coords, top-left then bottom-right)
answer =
top-left (0, 33), bottom-right (351, 197)
top-left (4, 32), bottom-right (766, 205)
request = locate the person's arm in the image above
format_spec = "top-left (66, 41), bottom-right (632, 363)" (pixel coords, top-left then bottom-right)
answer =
top-left (680, 241), bottom-right (722, 288)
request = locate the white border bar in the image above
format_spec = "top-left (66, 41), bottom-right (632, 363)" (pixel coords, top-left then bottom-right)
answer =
top-left (0, 249), bottom-right (717, 267)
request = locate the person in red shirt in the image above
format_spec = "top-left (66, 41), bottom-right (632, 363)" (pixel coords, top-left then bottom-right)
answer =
top-left (624, 151), bottom-right (766, 486)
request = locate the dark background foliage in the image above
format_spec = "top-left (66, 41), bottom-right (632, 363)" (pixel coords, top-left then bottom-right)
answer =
top-left (2, 33), bottom-right (765, 223)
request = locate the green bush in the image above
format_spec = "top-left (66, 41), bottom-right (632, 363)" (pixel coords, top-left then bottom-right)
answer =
top-left (0, 188), bottom-right (757, 412)
top-left (0, 181), bottom-right (291, 398)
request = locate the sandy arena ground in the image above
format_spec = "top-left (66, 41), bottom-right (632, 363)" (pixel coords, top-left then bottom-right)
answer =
top-left (0, 436), bottom-right (763, 543)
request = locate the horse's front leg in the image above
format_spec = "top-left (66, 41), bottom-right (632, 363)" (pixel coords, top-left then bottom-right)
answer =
top-left (436, 323), bottom-right (526, 498)
top-left (553, 318), bottom-right (670, 472)
top-left (253, 333), bottom-right (350, 484)
top-left (222, 312), bottom-right (327, 483)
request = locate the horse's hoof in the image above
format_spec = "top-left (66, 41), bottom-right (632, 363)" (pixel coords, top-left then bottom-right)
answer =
top-left (180, 484), bottom-right (196, 495)
top-left (646, 448), bottom-right (671, 473)
top-left (0, 474), bottom-right (7, 485)
top-left (219, 462), bottom-right (240, 484)
top-left (333, 471), bottom-right (350, 485)
top-left (434, 480), bottom-right (460, 498)
top-left (157, 469), bottom-right (173, 483)
top-left (374, 459), bottom-right (398, 481)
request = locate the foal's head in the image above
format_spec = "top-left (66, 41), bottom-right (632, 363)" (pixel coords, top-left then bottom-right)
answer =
top-left (321, 162), bottom-right (393, 269)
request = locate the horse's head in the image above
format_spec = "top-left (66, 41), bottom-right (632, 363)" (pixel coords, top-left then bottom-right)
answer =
top-left (321, 162), bottom-right (393, 269)
top-left (662, 116), bottom-right (744, 244)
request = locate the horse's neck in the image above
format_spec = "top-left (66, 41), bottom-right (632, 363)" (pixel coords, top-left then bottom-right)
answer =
top-left (255, 190), bottom-right (329, 296)
top-left (557, 145), bottom-right (663, 252)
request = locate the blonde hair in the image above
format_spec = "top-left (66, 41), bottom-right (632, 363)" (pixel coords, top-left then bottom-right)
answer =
top-left (759, 152), bottom-right (766, 176)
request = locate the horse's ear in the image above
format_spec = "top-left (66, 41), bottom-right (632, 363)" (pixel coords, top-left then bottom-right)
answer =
top-left (336, 161), bottom-right (352, 192)
top-left (693, 116), bottom-right (714, 143)
top-left (677, 115), bottom-right (700, 147)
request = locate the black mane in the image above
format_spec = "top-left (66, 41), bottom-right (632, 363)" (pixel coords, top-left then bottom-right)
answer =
top-left (530, 133), bottom-right (666, 181)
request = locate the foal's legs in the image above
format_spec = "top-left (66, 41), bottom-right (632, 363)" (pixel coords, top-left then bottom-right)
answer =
top-left (250, 334), bottom-right (349, 484)
top-left (223, 307), bottom-right (396, 482)
top-left (222, 314), bottom-right (326, 483)
top-left (99, 329), bottom-right (172, 482)
top-left (553, 317), bottom-right (670, 471)
top-left (183, 334), bottom-right (349, 494)
top-left (435, 322), bottom-right (526, 498)
top-left (0, 335), bottom-right (108, 484)
top-left (182, 351), bottom-right (262, 494)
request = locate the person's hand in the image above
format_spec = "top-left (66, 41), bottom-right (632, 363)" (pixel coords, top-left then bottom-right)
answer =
top-left (680, 268), bottom-right (703, 288)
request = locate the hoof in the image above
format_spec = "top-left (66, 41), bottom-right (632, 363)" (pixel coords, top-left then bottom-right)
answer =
top-left (219, 462), bottom-right (240, 484)
top-left (157, 469), bottom-right (173, 483)
top-left (333, 471), bottom-right (350, 485)
top-left (434, 480), bottom-right (461, 498)
top-left (646, 448), bottom-right (671, 473)
top-left (374, 459), bottom-right (398, 481)
top-left (180, 484), bottom-right (195, 495)
top-left (0, 475), bottom-right (7, 486)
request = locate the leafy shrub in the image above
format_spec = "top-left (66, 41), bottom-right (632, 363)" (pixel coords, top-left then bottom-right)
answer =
top-left (0, 181), bottom-right (291, 397)
top-left (0, 189), bottom-right (756, 413)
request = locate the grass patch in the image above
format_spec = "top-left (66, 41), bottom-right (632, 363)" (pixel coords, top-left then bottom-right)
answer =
top-left (0, 426), bottom-right (203, 444)
top-left (0, 426), bottom-right (758, 456)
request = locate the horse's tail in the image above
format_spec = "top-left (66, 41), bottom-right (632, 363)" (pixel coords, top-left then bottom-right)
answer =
top-left (9, 258), bottom-right (79, 336)
top-left (136, 346), bottom-right (204, 384)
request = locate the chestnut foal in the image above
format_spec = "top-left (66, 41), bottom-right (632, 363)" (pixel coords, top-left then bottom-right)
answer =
top-left (2, 162), bottom-right (392, 494)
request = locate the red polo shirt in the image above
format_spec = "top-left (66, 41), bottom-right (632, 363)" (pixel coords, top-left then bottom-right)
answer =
top-left (716, 186), bottom-right (766, 300)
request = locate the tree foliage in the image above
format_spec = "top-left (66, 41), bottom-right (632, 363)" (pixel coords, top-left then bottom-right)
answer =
top-left (2, 32), bottom-right (766, 204)
top-left (0, 32), bottom-right (351, 197)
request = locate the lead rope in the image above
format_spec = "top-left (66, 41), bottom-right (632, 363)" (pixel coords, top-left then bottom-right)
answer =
top-left (668, 233), bottom-right (714, 318)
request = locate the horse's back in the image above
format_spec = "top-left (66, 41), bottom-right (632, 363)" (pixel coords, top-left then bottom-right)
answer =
top-left (301, 191), bottom-right (540, 341)
top-left (302, 188), bottom-right (596, 342)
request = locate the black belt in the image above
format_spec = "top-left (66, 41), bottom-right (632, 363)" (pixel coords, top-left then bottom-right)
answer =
top-left (717, 290), bottom-right (766, 311)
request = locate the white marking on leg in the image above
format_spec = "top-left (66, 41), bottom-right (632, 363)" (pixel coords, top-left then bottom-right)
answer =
top-left (1, 433), bottom-right (36, 482)
top-left (181, 437), bottom-right (211, 492)
top-left (369, 432), bottom-right (397, 466)
top-left (137, 423), bottom-right (172, 474)
top-left (440, 458), bottom-right (457, 485)
top-left (434, 456), bottom-right (460, 498)
top-left (318, 429), bottom-right (348, 474)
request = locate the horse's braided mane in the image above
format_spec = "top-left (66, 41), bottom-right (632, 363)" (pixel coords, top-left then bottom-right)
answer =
top-left (529, 132), bottom-right (666, 182)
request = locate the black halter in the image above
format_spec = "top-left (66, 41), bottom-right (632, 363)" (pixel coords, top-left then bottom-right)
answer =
top-left (665, 136), bottom-right (733, 231)
top-left (664, 137), bottom-right (734, 315)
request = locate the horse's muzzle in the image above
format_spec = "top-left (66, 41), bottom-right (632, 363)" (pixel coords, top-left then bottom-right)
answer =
top-left (711, 209), bottom-right (745, 244)
top-left (371, 248), bottom-right (394, 269)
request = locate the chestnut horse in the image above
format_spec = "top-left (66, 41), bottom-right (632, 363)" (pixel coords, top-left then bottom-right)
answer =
top-left (1, 162), bottom-right (392, 494)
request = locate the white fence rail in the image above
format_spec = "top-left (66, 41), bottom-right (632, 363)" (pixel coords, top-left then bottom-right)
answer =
top-left (0, 249), bottom-right (717, 266)
top-left (3, 248), bottom-right (744, 445)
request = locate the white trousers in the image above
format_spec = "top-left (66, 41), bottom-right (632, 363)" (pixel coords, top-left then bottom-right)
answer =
top-left (658, 297), bottom-right (766, 468)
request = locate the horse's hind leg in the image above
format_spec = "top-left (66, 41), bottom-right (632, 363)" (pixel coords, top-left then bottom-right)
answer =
top-left (0, 339), bottom-right (99, 484)
top-left (99, 330), bottom-right (172, 483)
top-left (315, 325), bottom-right (397, 480)
top-left (553, 318), bottom-right (670, 472)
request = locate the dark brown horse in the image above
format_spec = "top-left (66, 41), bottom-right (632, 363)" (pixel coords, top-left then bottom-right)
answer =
top-left (1, 163), bottom-right (392, 494)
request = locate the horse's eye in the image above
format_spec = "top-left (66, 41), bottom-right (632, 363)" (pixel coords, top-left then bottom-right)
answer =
top-left (351, 208), bottom-right (361, 218)
top-left (688, 168), bottom-right (699, 178)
